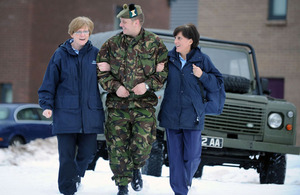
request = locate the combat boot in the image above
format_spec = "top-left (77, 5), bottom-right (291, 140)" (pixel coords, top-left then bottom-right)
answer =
top-left (131, 169), bottom-right (143, 191)
top-left (117, 185), bottom-right (128, 195)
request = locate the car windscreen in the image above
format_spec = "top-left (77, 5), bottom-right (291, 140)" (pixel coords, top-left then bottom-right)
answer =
top-left (163, 40), bottom-right (251, 80)
top-left (201, 47), bottom-right (251, 80)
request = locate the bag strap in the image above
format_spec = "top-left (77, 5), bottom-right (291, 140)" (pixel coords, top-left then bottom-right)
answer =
top-left (197, 80), bottom-right (207, 104)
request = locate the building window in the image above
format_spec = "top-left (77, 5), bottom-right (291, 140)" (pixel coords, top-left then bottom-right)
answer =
top-left (0, 83), bottom-right (13, 103)
top-left (114, 5), bottom-right (123, 30)
top-left (170, 0), bottom-right (198, 30)
top-left (268, 0), bottom-right (288, 20)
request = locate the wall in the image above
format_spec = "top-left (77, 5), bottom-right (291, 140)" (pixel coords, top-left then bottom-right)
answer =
top-left (0, 0), bottom-right (170, 103)
top-left (197, 0), bottom-right (300, 145)
top-left (0, 0), bottom-right (32, 102)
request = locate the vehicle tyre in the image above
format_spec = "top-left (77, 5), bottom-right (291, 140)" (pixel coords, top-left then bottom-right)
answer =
top-left (259, 153), bottom-right (286, 184)
top-left (9, 136), bottom-right (25, 146)
top-left (142, 139), bottom-right (164, 177)
top-left (193, 163), bottom-right (204, 178)
top-left (223, 74), bottom-right (251, 94)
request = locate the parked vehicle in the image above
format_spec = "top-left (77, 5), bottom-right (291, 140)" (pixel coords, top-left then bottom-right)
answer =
top-left (0, 103), bottom-right (53, 147)
top-left (88, 29), bottom-right (300, 184)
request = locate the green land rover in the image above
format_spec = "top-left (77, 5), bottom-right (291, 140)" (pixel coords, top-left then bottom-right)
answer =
top-left (88, 29), bottom-right (300, 184)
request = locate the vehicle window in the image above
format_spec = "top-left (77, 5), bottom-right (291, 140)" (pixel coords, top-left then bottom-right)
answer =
top-left (36, 108), bottom-right (52, 121)
top-left (164, 42), bottom-right (174, 51)
top-left (201, 47), bottom-right (250, 79)
top-left (0, 107), bottom-right (9, 120)
top-left (17, 108), bottom-right (40, 121)
top-left (162, 40), bottom-right (251, 79)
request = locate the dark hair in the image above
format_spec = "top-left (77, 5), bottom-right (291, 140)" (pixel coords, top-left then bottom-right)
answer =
top-left (173, 23), bottom-right (200, 49)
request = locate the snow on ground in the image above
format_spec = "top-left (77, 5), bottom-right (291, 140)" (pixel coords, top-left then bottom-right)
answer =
top-left (0, 137), bottom-right (299, 195)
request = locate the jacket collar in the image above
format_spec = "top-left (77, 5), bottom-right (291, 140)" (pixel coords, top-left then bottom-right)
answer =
top-left (120, 28), bottom-right (145, 47)
top-left (168, 47), bottom-right (203, 63)
top-left (60, 39), bottom-right (92, 56)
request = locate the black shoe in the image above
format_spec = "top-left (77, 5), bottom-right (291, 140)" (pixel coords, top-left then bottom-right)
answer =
top-left (62, 176), bottom-right (80, 195)
top-left (187, 180), bottom-right (192, 190)
top-left (76, 176), bottom-right (81, 189)
top-left (117, 185), bottom-right (128, 195)
top-left (131, 169), bottom-right (143, 191)
top-left (71, 176), bottom-right (81, 191)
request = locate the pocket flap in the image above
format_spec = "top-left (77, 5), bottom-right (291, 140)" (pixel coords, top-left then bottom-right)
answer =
top-left (88, 96), bottom-right (103, 110)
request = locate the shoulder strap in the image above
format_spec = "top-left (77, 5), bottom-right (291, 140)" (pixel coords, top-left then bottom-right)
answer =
top-left (197, 80), bottom-right (207, 104)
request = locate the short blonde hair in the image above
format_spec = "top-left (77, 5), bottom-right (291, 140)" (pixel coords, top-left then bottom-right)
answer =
top-left (68, 16), bottom-right (94, 35)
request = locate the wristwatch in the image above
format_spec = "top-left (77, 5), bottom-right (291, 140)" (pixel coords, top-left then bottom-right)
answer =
top-left (145, 83), bottom-right (149, 91)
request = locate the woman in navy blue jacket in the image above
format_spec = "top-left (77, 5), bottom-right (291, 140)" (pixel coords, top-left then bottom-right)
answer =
top-left (158, 24), bottom-right (223, 195)
top-left (38, 16), bottom-right (105, 195)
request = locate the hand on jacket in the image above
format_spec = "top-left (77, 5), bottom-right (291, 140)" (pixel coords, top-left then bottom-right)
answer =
top-left (116, 85), bottom-right (130, 98)
top-left (42, 109), bottom-right (52, 118)
top-left (156, 63), bottom-right (165, 72)
top-left (97, 62), bottom-right (111, 71)
top-left (132, 83), bottom-right (147, 95)
top-left (193, 64), bottom-right (203, 78)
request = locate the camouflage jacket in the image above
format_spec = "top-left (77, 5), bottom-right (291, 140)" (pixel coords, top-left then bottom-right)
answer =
top-left (97, 28), bottom-right (168, 109)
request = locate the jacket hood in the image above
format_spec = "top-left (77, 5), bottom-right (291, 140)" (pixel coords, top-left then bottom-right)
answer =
top-left (59, 39), bottom-right (93, 55)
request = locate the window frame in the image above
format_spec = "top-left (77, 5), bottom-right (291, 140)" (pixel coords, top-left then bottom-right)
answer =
top-left (268, 0), bottom-right (288, 20)
top-left (0, 83), bottom-right (13, 103)
top-left (13, 104), bottom-right (52, 124)
top-left (16, 108), bottom-right (40, 121)
top-left (114, 5), bottom-right (123, 30)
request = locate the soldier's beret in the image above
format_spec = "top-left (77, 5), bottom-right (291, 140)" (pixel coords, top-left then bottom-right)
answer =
top-left (116, 4), bottom-right (143, 19)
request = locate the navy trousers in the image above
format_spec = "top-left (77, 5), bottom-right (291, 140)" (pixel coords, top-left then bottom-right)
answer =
top-left (57, 133), bottom-right (97, 195)
top-left (166, 129), bottom-right (202, 195)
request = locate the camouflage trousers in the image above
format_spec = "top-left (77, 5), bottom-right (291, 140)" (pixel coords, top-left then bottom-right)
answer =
top-left (105, 107), bottom-right (156, 186)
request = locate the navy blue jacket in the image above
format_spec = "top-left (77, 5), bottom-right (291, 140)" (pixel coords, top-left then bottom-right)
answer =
top-left (38, 39), bottom-right (105, 134)
top-left (158, 47), bottom-right (223, 130)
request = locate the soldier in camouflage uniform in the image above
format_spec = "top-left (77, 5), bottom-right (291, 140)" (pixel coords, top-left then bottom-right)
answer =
top-left (97, 3), bottom-right (168, 195)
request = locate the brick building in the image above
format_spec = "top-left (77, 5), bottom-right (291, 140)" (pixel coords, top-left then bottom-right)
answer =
top-left (196, 0), bottom-right (300, 145)
top-left (0, 0), bottom-right (170, 103)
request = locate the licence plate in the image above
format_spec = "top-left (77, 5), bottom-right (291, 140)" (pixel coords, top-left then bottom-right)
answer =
top-left (202, 136), bottom-right (223, 148)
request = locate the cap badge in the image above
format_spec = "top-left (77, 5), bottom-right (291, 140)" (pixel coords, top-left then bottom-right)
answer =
top-left (129, 4), bottom-right (137, 18)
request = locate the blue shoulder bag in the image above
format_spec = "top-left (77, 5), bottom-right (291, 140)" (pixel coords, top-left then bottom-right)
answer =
top-left (198, 78), bottom-right (226, 115)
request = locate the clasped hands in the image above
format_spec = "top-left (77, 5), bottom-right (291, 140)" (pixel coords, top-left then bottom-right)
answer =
top-left (97, 62), bottom-right (165, 98)
top-left (97, 62), bottom-right (165, 73)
